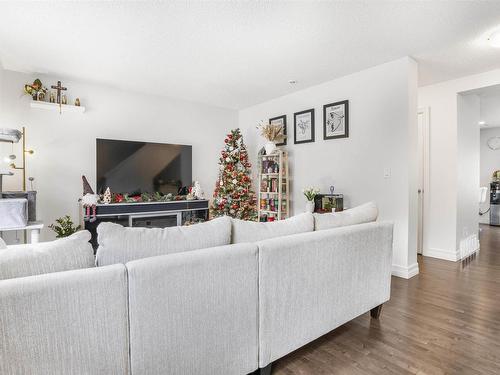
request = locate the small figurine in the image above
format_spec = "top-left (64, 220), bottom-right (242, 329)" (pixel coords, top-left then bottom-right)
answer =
top-left (74, 98), bottom-right (81, 106)
top-left (49, 92), bottom-right (56, 103)
top-left (80, 175), bottom-right (99, 222)
top-left (37, 92), bottom-right (45, 101)
top-left (192, 180), bottom-right (205, 199)
top-left (61, 95), bottom-right (67, 105)
top-left (101, 187), bottom-right (112, 204)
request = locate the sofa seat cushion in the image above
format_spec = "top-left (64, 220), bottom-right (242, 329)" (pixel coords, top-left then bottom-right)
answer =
top-left (96, 216), bottom-right (232, 266)
top-left (231, 213), bottom-right (314, 244)
top-left (0, 230), bottom-right (94, 280)
top-left (313, 201), bottom-right (378, 231)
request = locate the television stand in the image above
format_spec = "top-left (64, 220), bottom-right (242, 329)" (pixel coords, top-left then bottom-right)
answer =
top-left (81, 199), bottom-right (209, 250)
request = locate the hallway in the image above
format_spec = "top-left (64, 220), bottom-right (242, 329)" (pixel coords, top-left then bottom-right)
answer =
top-left (273, 225), bottom-right (500, 374)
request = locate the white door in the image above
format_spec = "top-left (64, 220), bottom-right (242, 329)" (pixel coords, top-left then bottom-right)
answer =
top-left (417, 108), bottom-right (429, 255)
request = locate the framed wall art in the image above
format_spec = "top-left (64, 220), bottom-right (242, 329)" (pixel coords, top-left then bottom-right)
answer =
top-left (294, 108), bottom-right (315, 144)
top-left (323, 100), bottom-right (349, 140)
top-left (269, 115), bottom-right (287, 146)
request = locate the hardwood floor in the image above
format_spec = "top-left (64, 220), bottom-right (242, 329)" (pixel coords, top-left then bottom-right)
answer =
top-left (272, 224), bottom-right (500, 374)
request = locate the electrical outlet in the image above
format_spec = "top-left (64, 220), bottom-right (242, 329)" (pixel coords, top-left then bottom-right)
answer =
top-left (383, 168), bottom-right (391, 178)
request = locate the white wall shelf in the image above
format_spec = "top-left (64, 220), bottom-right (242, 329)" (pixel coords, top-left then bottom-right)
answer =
top-left (30, 101), bottom-right (86, 113)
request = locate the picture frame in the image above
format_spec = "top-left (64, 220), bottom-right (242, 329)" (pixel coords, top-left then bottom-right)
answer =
top-left (294, 108), bottom-right (315, 144)
top-left (323, 100), bottom-right (349, 140)
top-left (314, 194), bottom-right (344, 213)
top-left (269, 115), bottom-right (287, 146)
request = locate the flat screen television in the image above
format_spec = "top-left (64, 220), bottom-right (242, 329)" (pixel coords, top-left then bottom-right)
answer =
top-left (96, 138), bottom-right (192, 195)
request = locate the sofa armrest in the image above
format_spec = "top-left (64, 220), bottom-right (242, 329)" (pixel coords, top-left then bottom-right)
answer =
top-left (257, 221), bottom-right (393, 367)
top-left (0, 264), bottom-right (129, 374)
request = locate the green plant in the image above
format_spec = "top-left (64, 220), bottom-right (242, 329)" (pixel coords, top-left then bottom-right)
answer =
top-left (302, 187), bottom-right (320, 202)
top-left (49, 215), bottom-right (81, 238)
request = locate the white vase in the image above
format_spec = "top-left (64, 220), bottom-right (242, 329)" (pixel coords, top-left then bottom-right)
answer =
top-left (305, 201), bottom-right (315, 213)
top-left (264, 141), bottom-right (277, 155)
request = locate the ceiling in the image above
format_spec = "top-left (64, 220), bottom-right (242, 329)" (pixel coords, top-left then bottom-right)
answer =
top-left (1, 1), bottom-right (500, 109)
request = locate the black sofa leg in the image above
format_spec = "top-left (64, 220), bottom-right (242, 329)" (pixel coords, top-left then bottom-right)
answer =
top-left (370, 304), bottom-right (383, 319)
top-left (260, 363), bottom-right (272, 375)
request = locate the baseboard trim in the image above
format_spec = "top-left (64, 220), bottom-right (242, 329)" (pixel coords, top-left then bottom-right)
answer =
top-left (392, 263), bottom-right (419, 279)
top-left (423, 248), bottom-right (459, 262)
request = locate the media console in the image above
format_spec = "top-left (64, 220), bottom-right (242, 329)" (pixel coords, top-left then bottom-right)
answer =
top-left (82, 200), bottom-right (209, 250)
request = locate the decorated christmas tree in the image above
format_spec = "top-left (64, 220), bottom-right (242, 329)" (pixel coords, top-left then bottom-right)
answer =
top-left (211, 128), bottom-right (257, 220)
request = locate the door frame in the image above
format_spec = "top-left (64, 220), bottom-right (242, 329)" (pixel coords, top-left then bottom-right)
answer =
top-left (417, 107), bottom-right (430, 255)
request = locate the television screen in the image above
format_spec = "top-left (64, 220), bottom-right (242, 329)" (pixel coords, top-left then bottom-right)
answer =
top-left (96, 138), bottom-right (192, 195)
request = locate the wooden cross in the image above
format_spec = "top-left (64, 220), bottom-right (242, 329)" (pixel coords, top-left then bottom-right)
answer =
top-left (51, 80), bottom-right (67, 104)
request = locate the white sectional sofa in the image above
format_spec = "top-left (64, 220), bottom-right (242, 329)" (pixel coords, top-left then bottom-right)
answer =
top-left (0, 202), bottom-right (393, 375)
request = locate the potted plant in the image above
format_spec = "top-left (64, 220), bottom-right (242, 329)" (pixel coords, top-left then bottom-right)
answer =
top-left (23, 79), bottom-right (47, 101)
top-left (257, 121), bottom-right (286, 155)
top-left (302, 187), bottom-right (320, 213)
top-left (49, 215), bottom-right (81, 238)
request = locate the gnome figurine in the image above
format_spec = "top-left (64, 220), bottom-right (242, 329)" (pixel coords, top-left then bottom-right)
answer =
top-left (81, 175), bottom-right (99, 222)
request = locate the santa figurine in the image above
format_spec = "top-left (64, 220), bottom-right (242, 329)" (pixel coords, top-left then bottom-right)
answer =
top-left (81, 175), bottom-right (99, 222)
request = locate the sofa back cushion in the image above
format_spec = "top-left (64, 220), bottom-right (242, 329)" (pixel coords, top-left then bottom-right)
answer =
top-left (0, 264), bottom-right (130, 374)
top-left (127, 243), bottom-right (259, 374)
top-left (231, 213), bottom-right (314, 244)
top-left (313, 201), bottom-right (378, 231)
top-left (96, 216), bottom-right (232, 266)
top-left (0, 230), bottom-right (94, 280)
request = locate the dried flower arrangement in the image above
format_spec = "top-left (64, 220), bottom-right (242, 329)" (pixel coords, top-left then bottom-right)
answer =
top-left (256, 121), bottom-right (286, 143)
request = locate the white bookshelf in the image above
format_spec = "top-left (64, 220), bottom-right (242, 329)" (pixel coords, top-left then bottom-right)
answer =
top-left (257, 149), bottom-right (289, 222)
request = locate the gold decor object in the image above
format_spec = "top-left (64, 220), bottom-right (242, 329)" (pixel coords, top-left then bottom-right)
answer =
top-left (75, 98), bottom-right (81, 106)
top-left (9, 127), bottom-right (34, 191)
top-left (61, 95), bottom-right (67, 105)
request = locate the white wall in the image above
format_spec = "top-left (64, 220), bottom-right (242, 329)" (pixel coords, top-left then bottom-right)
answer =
top-left (239, 57), bottom-right (419, 278)
top-left (0, 69), bottom-right (237, 243)
top-left (418, 68), bottom-right (500, 261)
top-left (480, 93), bottom-right (500, 127)
top-left (456, 94), bottom-right (480, 258)
top-left (0, 61), bottom-right (4, 125)
top-left (480, 127), bottom-right (500, 224)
